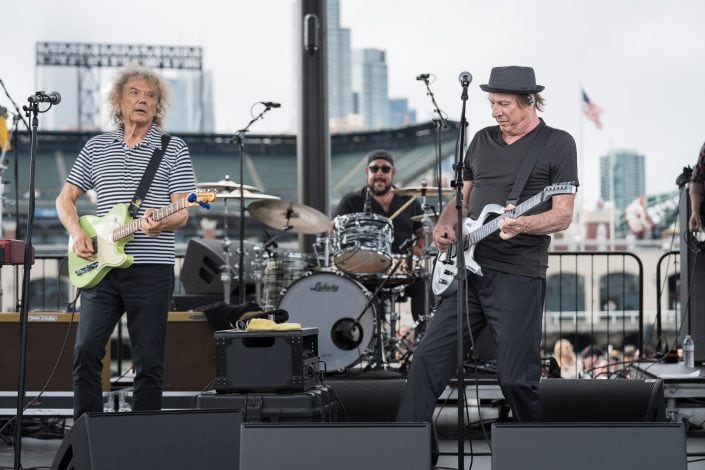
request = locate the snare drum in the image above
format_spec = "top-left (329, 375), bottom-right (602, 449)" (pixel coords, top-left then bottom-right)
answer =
top-left (332, 213), bottom-right (393, 274)
top-left (261, 253), bottom-right (315, 310)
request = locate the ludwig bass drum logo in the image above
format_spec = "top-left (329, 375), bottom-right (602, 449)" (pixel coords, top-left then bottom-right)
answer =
top-left (309, 281), bottom-right (339, 292)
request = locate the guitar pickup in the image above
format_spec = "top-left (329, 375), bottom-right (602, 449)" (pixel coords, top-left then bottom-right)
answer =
top-left (443, 269), bottom-right (453, 275)
top-left (439, 279), bottom-right (448, 285)
top-left (75, 261), bottom-right (99, 276)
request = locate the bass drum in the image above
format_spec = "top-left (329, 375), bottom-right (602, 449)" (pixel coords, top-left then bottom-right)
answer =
top-left (277, 272), bottom-right (375, 372)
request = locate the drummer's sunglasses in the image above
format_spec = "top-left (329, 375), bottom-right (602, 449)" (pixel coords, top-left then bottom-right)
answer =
top-left (368, 165), bottom-right (393, 174)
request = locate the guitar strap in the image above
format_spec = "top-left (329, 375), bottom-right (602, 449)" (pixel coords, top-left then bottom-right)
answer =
top-left (505, 122), bottom-right (552, 206)
top-left (128, 133), bottom-right (171, 218)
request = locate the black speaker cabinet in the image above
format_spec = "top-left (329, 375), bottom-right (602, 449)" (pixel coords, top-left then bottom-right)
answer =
top-left (539, 378), bottom-right (667, 422)
top-left (163, 312), bottom-right (216, 391)
top-left (239, 422), bottom-right (431, 470)
top-left (324, 377), bottom-right (406, 422)
top-left (491, 422), bottom-right (686, 470)
top-left (0, 312), bottom-right (109, 391)
top-left (51, 410), bottom-right (242, 470)
top-left (179, 238), bottom-right (255, 295)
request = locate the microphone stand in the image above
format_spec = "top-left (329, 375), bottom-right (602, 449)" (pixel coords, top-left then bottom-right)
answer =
top-left (231, 103), bottom-right (278, 304)
top-left (453, 77), bottom-right (471, 470)
top-left (13, 95), bottom-right (53, 470)
top-left (418, 76), bottom-right (448, 214)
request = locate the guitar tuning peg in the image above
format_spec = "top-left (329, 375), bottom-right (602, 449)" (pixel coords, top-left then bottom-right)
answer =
top-left (200, 202), bottom-right (211, 210)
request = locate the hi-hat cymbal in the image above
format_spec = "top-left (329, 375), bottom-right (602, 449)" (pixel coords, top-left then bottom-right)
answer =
top-left (248, 199), bottom-right (330, 234)
top-left (216, 189), bottom-right (280, 200)
top-left (395, 186), bottom-right (455, 197)
top-left (410, 214), bottom-right (438, 223)
top-left (197, 179), bottom-right (261, 193)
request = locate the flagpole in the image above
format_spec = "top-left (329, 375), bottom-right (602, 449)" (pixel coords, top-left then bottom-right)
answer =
top-left (578, 84), bottom-right (585, 251)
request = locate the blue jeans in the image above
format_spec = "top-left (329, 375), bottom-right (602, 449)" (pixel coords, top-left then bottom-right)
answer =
top-left (73, 264), bottom-right (174, 419)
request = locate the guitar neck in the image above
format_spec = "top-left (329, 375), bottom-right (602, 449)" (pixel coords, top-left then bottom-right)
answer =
top-left (112, 199), bottom-right (190, 241)
top-left (466, 192), bottom-right (545, 245)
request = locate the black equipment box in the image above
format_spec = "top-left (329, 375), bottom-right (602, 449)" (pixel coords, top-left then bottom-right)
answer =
top-left (197, 385), bottom-right (340, 423)
top-left (215, 327), bottom-right (319, 392)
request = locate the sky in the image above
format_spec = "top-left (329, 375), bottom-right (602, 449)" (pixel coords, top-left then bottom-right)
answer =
top-left (2, 0), bottom-right (705, 206)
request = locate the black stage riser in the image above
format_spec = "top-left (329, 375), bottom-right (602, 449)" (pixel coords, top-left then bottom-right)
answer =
top-left (324, 377), bottom-right (406, 422)
top-left (539, 378), bottom-right (666, 422)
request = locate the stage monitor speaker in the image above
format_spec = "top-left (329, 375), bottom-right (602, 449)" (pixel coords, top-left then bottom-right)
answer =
top-left (51, 410), bottom-right (242, 470)
top-left (324, 377), bottom-right (406, 422)
top-left (179, 238), bottom-right (255, 295)
top-left (0, 312), bottom-right (109, 391)
top-left (539, 378), bottom-right (667, 422)
top-left (163, 311), bottom-right (216, 391)
top-left (491, 422), bottom-right (686, 470)
top-left (239, 422), bottom-right (431, 470)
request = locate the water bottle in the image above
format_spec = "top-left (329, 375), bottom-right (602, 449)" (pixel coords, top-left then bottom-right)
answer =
top-left (683, 335), bottom-right (695, 368)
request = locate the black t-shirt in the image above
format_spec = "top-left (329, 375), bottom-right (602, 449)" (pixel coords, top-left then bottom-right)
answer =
top-left (333, 188), bottom-right (423, 253)
top-left (463, 119), bottom-right (579, 278)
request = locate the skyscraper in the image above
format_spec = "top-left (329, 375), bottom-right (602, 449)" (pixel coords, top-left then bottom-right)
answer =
top-left (352, 48), bottom-right (390, 130)
top-left (600, 149), bottom-right (646, 211)
top-left (326, 0), bottom-right (353, 121)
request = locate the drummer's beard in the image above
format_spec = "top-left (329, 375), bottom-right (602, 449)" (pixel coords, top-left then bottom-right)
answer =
top-left (370, 181), bottom-right (392, 196)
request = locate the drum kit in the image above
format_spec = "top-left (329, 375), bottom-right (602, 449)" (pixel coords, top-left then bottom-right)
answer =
top-left (196, 177), bottom-right (444, 373)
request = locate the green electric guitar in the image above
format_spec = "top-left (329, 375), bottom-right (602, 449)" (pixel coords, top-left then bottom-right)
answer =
top-left (68, 190), bottom-right (216, 289)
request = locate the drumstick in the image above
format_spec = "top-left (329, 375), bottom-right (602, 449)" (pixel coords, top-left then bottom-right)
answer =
top-left (389, 195), bottom-right (418, 220)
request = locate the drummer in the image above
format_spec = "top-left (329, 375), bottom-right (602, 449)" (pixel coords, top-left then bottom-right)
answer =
top-left (333, 149), bottom-right (426, 321)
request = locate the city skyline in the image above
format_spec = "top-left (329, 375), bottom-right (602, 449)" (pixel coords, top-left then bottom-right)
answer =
top-left (2, 0), bottom-right (704, 205)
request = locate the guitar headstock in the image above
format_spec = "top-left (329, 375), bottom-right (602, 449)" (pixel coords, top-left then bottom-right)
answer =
top-left (541, 182), bottom-right (577, 200)
top-left (188, 190), bottom-right (217, 209)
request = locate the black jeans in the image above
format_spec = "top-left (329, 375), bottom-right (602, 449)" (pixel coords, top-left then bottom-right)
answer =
top-left (397, 267), bottom-right (545, 423)
top-left (73, 264), bottom-right (174, 419)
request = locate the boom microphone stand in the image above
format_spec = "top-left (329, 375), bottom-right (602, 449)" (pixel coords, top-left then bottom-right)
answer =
top-left (453, 71), bottom-right (473, 470)
top-left (231, 102), bottom-right (279, 304)
top-left (13, 91), bottom-right (60, 470)
top-left (416, 73), bottom-right (448, 214)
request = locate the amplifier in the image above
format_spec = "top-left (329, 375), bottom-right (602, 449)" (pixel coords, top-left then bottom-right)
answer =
top-left (215, 328), bottom-right (319, 392)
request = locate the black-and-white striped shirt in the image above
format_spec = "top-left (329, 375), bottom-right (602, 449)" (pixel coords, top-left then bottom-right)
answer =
top-left (67, 125), bottom-right (196, 264)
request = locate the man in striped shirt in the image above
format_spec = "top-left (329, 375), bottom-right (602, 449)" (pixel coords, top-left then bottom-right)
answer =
top-left (56, 66), bottom-right (196, 419)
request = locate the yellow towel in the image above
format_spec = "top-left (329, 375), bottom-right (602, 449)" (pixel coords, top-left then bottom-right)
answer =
top-left (246, 318), bottom-right (301, 331)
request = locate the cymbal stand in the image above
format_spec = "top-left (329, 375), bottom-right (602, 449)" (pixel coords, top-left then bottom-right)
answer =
top-left (220, 178), bottom-right (234, 304)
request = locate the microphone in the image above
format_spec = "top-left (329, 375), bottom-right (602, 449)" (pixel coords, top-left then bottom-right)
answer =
top-left (416, 73), bottom-right (430, 81)
top-left (261, 101), bottom-right (281, 108)
top-left (458, 71), bottom-right (472, 87)
top-left (363, 186), bottom-right (371, 214)
top-left (28, 91), bottom-right (61, 105)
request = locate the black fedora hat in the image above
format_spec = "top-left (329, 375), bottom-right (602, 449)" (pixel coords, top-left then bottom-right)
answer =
top-left (479, 66), bottom-right (545, 94)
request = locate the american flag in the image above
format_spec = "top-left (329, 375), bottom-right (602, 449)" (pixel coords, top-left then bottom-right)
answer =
top-left (581, 90), bottom-right (603, 129)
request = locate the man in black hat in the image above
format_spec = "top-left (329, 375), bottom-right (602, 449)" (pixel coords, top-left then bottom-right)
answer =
top-left (397, 66), bottom-right (578, 456)
top-left (333, 149), bottom-right (426, 322)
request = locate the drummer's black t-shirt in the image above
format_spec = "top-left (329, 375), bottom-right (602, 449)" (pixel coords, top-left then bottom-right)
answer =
top-left (333, 188), bottom-right (423, 254)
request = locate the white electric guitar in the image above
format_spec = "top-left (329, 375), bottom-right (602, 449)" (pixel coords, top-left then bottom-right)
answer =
top-left (431, 182), bottom-right (577, 297)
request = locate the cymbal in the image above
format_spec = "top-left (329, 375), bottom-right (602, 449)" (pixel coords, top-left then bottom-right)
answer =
top-left (410, 214), bottom-right (438, 223)
top-left (395, 186), bottom-right (455, 197)
top-left (216, 189), bottom-right (280, 200)
top-left (197, 179), bottom-right (261, 193)
top-left (248, 199), bottom-right (330, 234)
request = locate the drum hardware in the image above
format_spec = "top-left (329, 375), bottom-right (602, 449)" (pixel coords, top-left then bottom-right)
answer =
top-left (248, 199), bottom-right (331, 235)
top-left (196, 175), bottom-right (278, 304)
